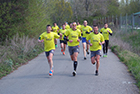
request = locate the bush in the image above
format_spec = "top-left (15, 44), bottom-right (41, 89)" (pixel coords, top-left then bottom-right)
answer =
top-left (0, 34), bottom-right (44, 79)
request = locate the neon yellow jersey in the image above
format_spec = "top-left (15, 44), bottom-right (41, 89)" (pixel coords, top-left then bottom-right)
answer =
top-left (58, 29), bottom-right (67, 40)
top-left (86, 32), bottom-right (104, 51)
top-left (52, 25), bottom-right (59, 33)
top-left (65, 25), bottom-right (70, 29)
top-left (39, 32), bottom-right (60, 51)
top-left (65, 29), bottom-right (81, 46)
top-left (100, 28), bottom-right (113, 40)
top-left (77, 25), bottom-right (81, 30)
top-left (81, 25), bottom-right (92, 38)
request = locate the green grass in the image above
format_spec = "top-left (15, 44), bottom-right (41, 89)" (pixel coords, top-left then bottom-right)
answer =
top-left (122, 29), bottom-right (140, 48)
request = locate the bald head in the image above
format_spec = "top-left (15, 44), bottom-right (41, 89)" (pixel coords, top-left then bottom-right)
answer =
top-left (84, 20), bottom-right (87, 26)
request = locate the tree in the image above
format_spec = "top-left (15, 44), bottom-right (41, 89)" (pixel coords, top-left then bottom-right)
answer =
top-left (51, 0), bottom-right (73, 26)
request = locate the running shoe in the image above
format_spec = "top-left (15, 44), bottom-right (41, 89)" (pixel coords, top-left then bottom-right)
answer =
top-left (55, 44), bottom-right (57, 48)
top-left (84, 57), bottom-right (86, 60)
top-left (86, 50), bottom-right (89, 55)
top-left (72, 71), bottom-right (76, 76)
top-left (49, 70), bottom-right (53, 76)
top-left (63, 52), bottom-right (65, 55)
top-left (93, 61), bottom-right (96, 65)
top-left (103, 54), bottom-right (106, 57)
top-left (95, 70), bottom-right (98, 76)
top-left (61, 49), bottom-right (63, 52)
top-left (104, 55), bottom-right (107, 57)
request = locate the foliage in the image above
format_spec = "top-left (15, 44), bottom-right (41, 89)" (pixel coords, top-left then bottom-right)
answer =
top-left (119, 0), bottom-right (140, 15)
top-left (0, 34), bottom-right (44, 79)
top-left (50, 0), bottom-right (73, 26)
top-left (0, 1), bottom-right (27, 42)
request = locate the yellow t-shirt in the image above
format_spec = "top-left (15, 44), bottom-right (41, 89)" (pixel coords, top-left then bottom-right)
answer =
top-left (100, 28), bottom-right (113, 40)
top-left (58, 29), bottom-right (67, 40)
top-left (65, 25), bottom-right (70, 29)
top-left (65, 29), bottom-right (81, 46)
top-left (81, 25), bottom-right (92, 38)
top-left (52, 25), bottom-right (59, 33)
top-left (86, 32), bottom-right (104, 51)
top-left (39, 32), bottom-right (60, 51)
top-left (77, 25), bottom-right (81, 30)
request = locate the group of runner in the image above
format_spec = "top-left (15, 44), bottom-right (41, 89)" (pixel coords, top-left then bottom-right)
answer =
top-left (38, 21), bottom-right (113, 76)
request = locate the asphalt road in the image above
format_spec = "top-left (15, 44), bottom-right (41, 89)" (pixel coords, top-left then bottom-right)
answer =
top-left (0, 41), bottom-right (139, 94)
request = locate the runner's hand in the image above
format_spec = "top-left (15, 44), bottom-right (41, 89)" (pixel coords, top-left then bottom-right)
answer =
top-left (90, 43), bottom-right (92, 46)
top-left (99, 43), bottom-right (102, 45)
top-left (59, 33), bottom-right (62, 37)
top-left (107, 30), bottom-right (110, 33)
top-left (38, 39), bottom-right (44, 43)
top-left (69, 40), bottom-right (73, 43)
top-left (77, 39), bottom-right (80, 42)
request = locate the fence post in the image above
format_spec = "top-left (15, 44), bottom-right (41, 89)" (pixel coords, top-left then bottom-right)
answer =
top-left (125, 14), bottom-right (127, 32)
top-left (132, 13), bottom-right (134, 32)
top-left (116, 15), bottom-right (117, 27)
top-left (120, 14), bottom-right (122, 30)
top-left (108, 16), bottom-right (109, 23)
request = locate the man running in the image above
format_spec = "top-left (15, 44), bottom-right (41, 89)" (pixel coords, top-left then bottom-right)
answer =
top-left (100, 23), bottom-right (113, 57)
top-left (38, 25), bottom-right (62, 76)
top-left (86, 25), bottom-right (104, 76)
top-left (52, 22), bottom-right (59, 48)
top-left (77, 22), bottom-right (81, 30)
top-left (81, 20), bottom-right (92, 60)
top-left (64, 22), bottom-right (81, 76)
top-left (58, 24), bottom-right (67, 55)
top-left (65, 22), bottom-right (70, 29)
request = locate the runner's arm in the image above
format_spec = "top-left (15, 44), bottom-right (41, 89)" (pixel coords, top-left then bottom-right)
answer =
top-left (109, 32), bottom-right (112, 36)
top-left (108, 29), bottom-right (113, 36)
top-left (38, 37), bottom-right (44, 42)
top-left (64, 35), bottom-right (69, 41)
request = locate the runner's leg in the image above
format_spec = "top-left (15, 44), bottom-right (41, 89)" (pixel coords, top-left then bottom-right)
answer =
top-left (95, 55), bottom-right (100, 71)
top-left (82, 43), bottom-right (86, 59)
top-left (106, 40), bottom-right (109, 55)
top-left (103, 43), bottom-right (106, 54)
top-left (60, 42), bottom-right (64, 51)
top-left (47, 53), bottom-right (53, 70)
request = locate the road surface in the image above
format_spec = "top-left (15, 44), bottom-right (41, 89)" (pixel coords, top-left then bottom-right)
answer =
top-left (0, 42), bottom-right (139, 94)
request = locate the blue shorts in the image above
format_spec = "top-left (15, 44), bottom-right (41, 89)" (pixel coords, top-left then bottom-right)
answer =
top-left (82, 37), bottom-right (90, 43)
top-left (82, 37), bottom-right (86, 43)
top-left (45, 50), bottom-right (55, 57)
top-left (68, 46), bottom-right (79, 55)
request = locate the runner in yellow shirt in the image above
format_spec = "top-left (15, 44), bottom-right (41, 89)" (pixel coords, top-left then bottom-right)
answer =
top-left (100, 23), bottom-right (113, 57)
top-left (52, 22), bottom-right (59, 48)
top-left (65, 22), bottom-right (70, 29)
top-left (77, 22), bottom-right (81, 30)
top-left (58, 24), bottom-right (67, 55)
top-left (38, 25), bottom-right (62, 76)
top-left (81, 20), bottom-right (92, 60)
top-left (86, 25), bottom-right (104, 76)
top-left (64, 22), bottom-right (81, 76)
